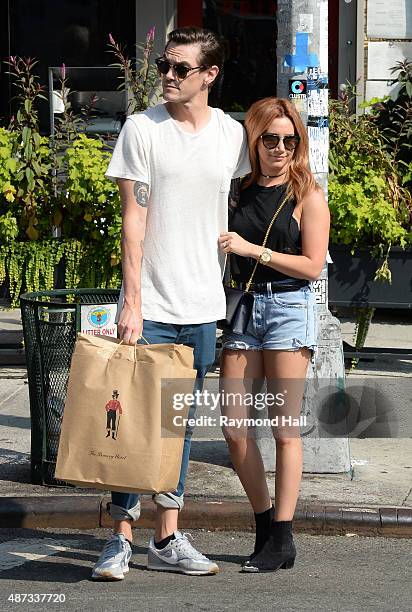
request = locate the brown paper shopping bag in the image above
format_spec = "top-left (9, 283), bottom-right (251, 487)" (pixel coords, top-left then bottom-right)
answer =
top-left (55, 333), bottom-right (196, 493)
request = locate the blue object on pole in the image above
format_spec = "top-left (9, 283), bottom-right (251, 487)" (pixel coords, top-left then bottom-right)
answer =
top-left (284, 33), bottom-right (319, 72)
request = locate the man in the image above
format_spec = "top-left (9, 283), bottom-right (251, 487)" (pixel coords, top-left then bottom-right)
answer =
top-left (105, 390), bottom-right (122, 439)
top-left (92, 26), bottom-right (250, 580)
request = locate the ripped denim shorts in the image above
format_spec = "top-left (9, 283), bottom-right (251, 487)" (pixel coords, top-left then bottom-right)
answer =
top-left (221, 282), bottom-right (318, 361)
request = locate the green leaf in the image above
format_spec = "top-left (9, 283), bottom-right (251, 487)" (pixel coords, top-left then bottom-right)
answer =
top-left (53, 209), bottom-right (63, 226)
top-left (6, 158), bottom-right (17, 172)
top-left (31, 160), bottom-right (42, 176)
top-left (24, 142), bottom-right (33, 159)
top-left (22, 126), bottom-right (31, 146)
top-left (26, 222), bottom-right (39, 241)
top-left (25, 167), bottom-right (34, 184)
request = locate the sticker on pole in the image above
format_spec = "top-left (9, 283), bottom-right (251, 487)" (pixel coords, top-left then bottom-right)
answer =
top-left (80, 304), bottom-right (118, 337)
top-left (289, 79), bottom-right (307, 99)
top-left (311, 279), bottom-right (327, 305)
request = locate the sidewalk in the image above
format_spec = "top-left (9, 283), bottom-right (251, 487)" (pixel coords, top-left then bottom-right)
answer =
top-left (1, 308), bottom-right (411, 537)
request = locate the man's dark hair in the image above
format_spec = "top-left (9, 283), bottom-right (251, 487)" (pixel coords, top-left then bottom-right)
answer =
top-left (166, 26), bottom-right (224, 73)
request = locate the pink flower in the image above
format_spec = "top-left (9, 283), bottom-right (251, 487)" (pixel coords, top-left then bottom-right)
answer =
top-left (60, 63), bottom-right (66, 80)
top-left (109, 33), bottom-right (115, 46)
top-left (146, 26), bottom-right (155, 43)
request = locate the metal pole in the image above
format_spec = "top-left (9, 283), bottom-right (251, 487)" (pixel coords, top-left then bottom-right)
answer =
top-left (254, 0), bottom-right (351, 474)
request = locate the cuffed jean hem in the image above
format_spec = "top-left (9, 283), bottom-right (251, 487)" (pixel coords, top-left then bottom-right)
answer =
top-left (152, 491), bottom-right (184, 511)
top-left (107, 500), bottom-right (141, 522)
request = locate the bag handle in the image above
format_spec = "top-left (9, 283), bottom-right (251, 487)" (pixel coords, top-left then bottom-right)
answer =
top-left (244, 194), bottom-right (289, 292)
top-left (108, 335), bottom-right (150, 361)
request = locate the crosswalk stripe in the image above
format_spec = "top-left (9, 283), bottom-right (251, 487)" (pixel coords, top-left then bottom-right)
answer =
top-left (0, 539), bottom-right (81, 571)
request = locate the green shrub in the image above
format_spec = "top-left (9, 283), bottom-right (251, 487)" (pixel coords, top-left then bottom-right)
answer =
top-left (329, 92), bottom-right (412, 252)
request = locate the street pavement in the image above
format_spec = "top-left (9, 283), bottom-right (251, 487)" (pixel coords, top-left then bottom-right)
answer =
top-left (0, 528), bottom-right (411, 612)
top-left (0, 308), bottom-right (411, 607)
top-left (1, 367), bottom-right (412, 511)
top-left (1, 351), bottom-right (411, 511)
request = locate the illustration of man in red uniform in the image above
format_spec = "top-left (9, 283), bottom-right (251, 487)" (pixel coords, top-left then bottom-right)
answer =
top-left (105, 390), bottom-right (122, 440)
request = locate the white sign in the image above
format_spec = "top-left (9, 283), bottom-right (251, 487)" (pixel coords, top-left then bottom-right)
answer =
top-left (308, 89), bottom-right (329, 117)
top-left (308, 126), bottom-right (329, 174)
top-left (80, 303), bottom-right (118, 337)
top-left (52, 90), bottom-right (64, 114)
top-left (298, 13), bottom-right (313, 33)
top-left (368, 41), bottom-right (412, 80)
top-left (367, 0), bottom-right (412, 39)
top-left (319, 0), bottom-right (328, 75)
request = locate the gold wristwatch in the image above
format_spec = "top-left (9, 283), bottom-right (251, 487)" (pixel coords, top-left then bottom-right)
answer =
top-left (259, 247), bottom-right (273, 265)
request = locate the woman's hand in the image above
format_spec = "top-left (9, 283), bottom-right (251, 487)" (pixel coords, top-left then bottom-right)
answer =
top-left (219, 232), bottom-right (260, 259)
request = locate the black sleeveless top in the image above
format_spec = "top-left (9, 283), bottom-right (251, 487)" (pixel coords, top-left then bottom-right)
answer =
top-left (229, 182), bottom-right (303, 283)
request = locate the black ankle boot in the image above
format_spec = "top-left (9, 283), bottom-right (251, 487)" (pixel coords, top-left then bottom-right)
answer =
top-left (242, 520), bottom-right (296, 573)
top-left (241, 505), bottom-right (275, 569)
top-left (254, 505), bottom-right (275, 556)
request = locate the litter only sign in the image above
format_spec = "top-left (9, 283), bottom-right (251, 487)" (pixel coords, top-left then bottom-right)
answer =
top-left (80, 303), bottom-right (118, 337)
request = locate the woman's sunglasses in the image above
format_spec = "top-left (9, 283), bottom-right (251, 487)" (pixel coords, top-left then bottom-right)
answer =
top-left (155, 57), bottom-right (206, 81)
top-left (260, 133), bottom-right (300, 151)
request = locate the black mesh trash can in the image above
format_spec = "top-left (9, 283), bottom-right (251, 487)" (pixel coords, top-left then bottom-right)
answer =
top-left (20, 288), bottom-right (120, 486)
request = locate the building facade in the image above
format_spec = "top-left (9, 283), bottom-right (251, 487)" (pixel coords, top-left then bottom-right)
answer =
top-left (1, 1), bottom-right (410, 133)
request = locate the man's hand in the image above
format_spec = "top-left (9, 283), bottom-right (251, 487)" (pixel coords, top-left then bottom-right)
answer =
top-left (117, 302), bottom-right (143, 345)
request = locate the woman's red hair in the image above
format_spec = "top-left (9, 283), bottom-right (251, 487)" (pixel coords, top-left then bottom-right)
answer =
top-left (243, 97), bottom-right (320, 203)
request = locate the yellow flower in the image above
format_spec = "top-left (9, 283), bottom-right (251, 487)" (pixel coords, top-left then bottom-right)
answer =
top-left (110, 253), bottom-right (121, 267)
top-left (3, 182), bottom-right (16, 202)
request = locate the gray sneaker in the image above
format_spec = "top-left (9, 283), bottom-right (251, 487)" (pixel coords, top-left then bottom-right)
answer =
top-left (147, 531), bottom-right (219, 576)
top-left (91, 533), bottom-right (132, 580)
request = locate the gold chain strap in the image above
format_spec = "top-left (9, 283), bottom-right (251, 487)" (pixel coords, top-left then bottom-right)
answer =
top-left (245, 195), bottom-right (289, 293)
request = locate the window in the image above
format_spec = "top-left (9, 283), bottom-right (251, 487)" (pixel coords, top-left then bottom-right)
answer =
top-left (204, 1), bottom-right (277, 113)
top-left (0, 0), bottom-right (136, 132)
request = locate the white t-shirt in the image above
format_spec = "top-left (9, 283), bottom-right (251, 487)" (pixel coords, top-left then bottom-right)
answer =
top-left (105, 103), bottom-right (250, 324)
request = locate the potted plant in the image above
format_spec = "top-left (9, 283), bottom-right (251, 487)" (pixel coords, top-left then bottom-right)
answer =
top-left (328, 62), bottom-right (412, 351)
top-left (0, 29), bottom-right (158, 307)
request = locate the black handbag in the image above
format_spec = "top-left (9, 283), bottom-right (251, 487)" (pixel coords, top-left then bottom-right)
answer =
top-left (221, 285), bottom-right (255, 335)
top-left (218, 194), bottom-right (289, 334)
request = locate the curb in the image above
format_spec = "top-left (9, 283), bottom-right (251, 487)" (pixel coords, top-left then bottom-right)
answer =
top-left (1, 496), bottom-right (411, 537)
top-left (0, 496), bottom-right (101, 529)
top-left (0, 345), bottom-right (25, 366)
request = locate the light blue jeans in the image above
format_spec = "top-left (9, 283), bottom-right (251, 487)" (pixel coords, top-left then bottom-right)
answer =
top-left (222, 283), bottom-right (317, 360)
top-left (108, 319), bottom-right (216, 522)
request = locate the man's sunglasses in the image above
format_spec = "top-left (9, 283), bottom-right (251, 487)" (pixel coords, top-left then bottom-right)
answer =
top-left (260, 133), bottom-right (300, 151)
top-left (155, 57), bottom-right (206, 80)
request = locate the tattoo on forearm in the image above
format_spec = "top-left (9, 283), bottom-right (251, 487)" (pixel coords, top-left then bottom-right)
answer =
top-left (134, 182), bottom-right (149, 207)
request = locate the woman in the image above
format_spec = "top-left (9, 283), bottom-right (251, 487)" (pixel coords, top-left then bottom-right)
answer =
top-left (218, 97), bottom-right (329, 573)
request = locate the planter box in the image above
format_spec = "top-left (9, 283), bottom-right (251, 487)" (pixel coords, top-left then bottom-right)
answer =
top-left (328, 246), bottom-right (412, 309)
